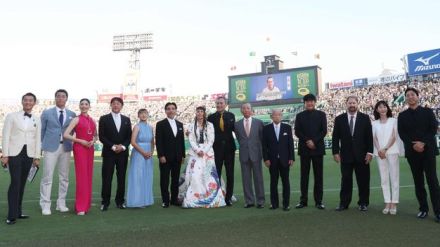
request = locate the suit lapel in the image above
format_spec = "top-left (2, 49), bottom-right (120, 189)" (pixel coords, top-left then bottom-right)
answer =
top-left (353, 113), bottom-right (362, 137)
top-left (62, 110), bottom-right (71, 128)
top-left (17, 111), bottom-right (26, 131)
top-left (52, 108), bottom-right (61, 127)
top-left (238, 119), bottom-right (245, 138)
top-left (342, 113), bottom-right (351, 135)
top-left (164, 119), bottom-right (176, 138)
top-left (272, 123), bottom-right (279, 143)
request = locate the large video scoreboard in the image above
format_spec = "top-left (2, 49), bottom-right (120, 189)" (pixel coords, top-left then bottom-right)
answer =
top-left (228, 65), bottom-right (321, 108)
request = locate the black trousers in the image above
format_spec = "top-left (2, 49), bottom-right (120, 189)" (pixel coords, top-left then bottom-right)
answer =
top-left (407, 154), bottom-right (440, 214)
top-left (299, 155), bottom-right (323, 205)
top-left (159, 159), bottom-right (181, 204)
top-left (214, 147), bottom-right (235, 202)
top-left (8, 146), bottom-right (32, 220)
top-left (269, 159), bottom-right (290, 208)
top-left (340, 160), bottom-right (370, 207)
top-left (101, 154), bottom-right (128, 206)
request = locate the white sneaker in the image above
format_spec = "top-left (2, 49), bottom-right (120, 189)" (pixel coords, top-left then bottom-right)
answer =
top-left (77, 212), bottom-right (85, 216)
top-left (56, 206), bottom-right (69, 213)
top-left (42, 209), bottom-right (52, 216)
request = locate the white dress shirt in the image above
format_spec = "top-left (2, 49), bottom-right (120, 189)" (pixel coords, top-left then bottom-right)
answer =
top-left (111, 112), bottom-right (121, 132)
top-left (23, 112), bottom-right (33, 129)
top-left (273, 122), bottom-right (281, 140)
top-left (347, 112), bottom-right (357, 130)
top-left (243, 117), bottom-right (252, 135)
top-left (56, 107), bottom-right (66, 125)
top-left (167, 117), bottom-right (177, 137)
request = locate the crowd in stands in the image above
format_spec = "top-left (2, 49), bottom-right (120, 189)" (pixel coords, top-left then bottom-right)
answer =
top-left (1, 79), bottom-right (439, 141)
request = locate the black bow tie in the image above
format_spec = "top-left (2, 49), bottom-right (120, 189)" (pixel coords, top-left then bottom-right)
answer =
top-left (24, 112), bottom-right (32, 118)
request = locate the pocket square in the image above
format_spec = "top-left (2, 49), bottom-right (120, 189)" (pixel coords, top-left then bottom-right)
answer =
top-left (283, 132), bottom-right (288, 135)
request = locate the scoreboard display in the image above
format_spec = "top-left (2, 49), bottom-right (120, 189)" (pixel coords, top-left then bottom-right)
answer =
top-left (228, 66), bottom-right (321, 107)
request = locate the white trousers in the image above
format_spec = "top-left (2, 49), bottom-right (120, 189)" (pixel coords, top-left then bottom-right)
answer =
top-left (40, 144), bottom-right (71, 209)
top-left (376, 154), bottom-right (400, 203)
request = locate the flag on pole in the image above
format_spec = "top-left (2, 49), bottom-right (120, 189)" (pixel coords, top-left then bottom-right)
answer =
top-left (249, 51), bottom-right (256, 56)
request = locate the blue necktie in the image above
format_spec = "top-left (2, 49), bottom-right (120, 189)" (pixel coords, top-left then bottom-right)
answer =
top-left (275, 125), bottom-right (279, 141)
top-left (59, 110), bottom-right (64, 126)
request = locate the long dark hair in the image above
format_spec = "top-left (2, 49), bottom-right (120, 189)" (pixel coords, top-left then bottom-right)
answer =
top-left (194, 106), bottom-right (207, 143)
top-left (373, 100), bottom-right (392, 120)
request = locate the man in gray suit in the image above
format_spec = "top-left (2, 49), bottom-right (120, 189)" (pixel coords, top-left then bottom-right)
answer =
top-left (40, 89), bottom-right (76, 215)
top-left (234, 103), bottom-right (265, 208)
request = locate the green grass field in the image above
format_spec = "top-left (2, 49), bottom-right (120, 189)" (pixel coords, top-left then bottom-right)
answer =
top-left (0, 154), bottom-right (439, 246)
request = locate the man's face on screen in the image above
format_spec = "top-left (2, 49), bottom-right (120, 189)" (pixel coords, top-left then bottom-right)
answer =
top-left (267, 78), bottom-right (274, 90)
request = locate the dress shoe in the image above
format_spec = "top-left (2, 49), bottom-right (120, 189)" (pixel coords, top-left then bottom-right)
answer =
top-left (225, 200), bottom-right (232, 206)
top-left (335, 205), bottom-right (348, 211)
top-left (244, 204), bottom-right (255, 208)
top-left (283, 206), bottom-right (291, 211)
top-left (56, 206), bottom-right (69, 213)
top-left (42, 209), bottom-right (52, 216)
top-left (295, 203), bottom-right (307, 209)
top-left (116, 204), bottom-right (126, 209)
top-left (162, 203), bottom-right (169, 208)
top-left (100, 205), bottom-right (108, 211)
top-left (269, 205), bottom-right (278, 210)
top-left (315, 203), bottom-right (325, 210)
top-left (435, 214), bottom-right (440, 223)
top-left (389, 208), bottom-right (397, 215)
top-left (256, 204), bottom-right (264, 209)
top-left (358, 205), bottom-right (368, 212)
top-left (77, 212), bottom-right (85, 216)
top-left (417, 211), bottom-right (428, 219)
top-left (18, 215), bottom-right (29, 219)
top-left (6, 219), bottom-right (16, 225)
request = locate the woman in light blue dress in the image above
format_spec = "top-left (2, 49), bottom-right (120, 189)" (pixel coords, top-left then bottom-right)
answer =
top-left (127, 109), bottom-right (154, 207)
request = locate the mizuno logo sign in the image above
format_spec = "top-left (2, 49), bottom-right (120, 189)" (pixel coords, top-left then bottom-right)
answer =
top-left (414, 52), bottom-right (440, 65)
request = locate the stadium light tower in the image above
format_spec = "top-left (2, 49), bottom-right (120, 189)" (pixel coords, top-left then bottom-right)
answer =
top-left (113, 33), bottom-right (153, 101)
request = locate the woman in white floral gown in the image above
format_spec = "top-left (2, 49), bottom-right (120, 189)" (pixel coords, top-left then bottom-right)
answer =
top-left (178, 106), bottom-right (226, 208)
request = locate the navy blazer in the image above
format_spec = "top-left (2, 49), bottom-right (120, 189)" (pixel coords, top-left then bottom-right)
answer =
top-left (262, 122), bottom-right (295, 166)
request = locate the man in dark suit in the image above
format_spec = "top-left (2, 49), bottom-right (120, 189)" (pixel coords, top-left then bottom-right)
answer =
top-left (263, 109), bottom-right (295, 211)
top-left (398, 88), bottom-right (440, 222)
top-left (207, 96), bottom-right (236, 206)
top-left (155, 102), bottom-right (186, 208)
top-left (294, 94), bottom-right (327, 210)
top-left (332, 95), bottom-right (373, 212)
top-left (99, 97), bottom-right (132, 211)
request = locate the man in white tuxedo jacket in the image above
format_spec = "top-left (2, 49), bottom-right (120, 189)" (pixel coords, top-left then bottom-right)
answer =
top-left (39, 89), bottom-right (76, 215)
top-left (1, 93), bottom-right (41, 225)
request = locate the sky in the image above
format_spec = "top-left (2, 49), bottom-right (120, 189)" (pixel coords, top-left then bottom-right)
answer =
top-left (0, 0), bottom-right (439, 100)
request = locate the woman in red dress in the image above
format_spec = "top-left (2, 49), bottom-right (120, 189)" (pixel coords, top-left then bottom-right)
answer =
top-left (64, 98), bottom-right (97, 215)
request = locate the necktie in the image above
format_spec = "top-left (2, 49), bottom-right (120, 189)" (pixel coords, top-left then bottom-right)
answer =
top-left (349, 115), bottom-right (354, 136)
top-left (24, 112), bottom-right (32, 118)
top-left (275, 125), bottom-right (279, 141)
top-left (59, 110), bottom-right (64, 126)
top-left (219, 113), bottom-right (224, 132)
top-left (245, 118), bottom-right (250, 137)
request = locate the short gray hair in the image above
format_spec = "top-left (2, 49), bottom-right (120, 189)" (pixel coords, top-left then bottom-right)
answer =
top-left (271, 108), bottom-right (282, 115)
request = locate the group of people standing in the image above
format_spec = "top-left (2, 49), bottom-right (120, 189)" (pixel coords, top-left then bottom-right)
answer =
top-left (1, 87), bottom-right (439, 225)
